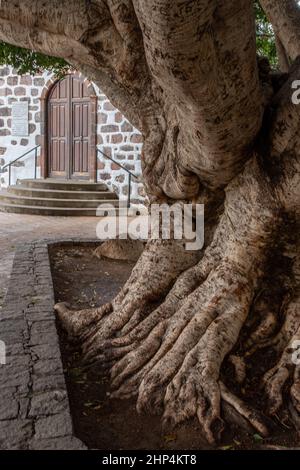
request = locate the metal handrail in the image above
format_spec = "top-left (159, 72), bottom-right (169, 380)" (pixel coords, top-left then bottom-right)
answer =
top-left (0, 145), bottom-right (41, 186)
top-left (97, 147), bottom-right (139, 208)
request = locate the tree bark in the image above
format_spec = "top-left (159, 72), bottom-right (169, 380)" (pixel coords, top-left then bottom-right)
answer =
top-left (260, 0), bottom-right (300, 61)
top-left (1, 0), bottom-right (299, 443)
top-left (275, 35), bottom-right (290, 73)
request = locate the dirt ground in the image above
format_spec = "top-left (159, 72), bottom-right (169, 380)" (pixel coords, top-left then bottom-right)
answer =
top-left (50, 244), bottom-right (300, 450)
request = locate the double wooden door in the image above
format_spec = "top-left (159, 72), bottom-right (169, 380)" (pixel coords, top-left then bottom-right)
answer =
top-left (48, 75), bottom-right (91, 179)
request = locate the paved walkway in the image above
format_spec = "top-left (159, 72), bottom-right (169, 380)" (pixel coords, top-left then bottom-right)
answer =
top-left (0, 211), bottom-right (136, 449)
top-left (0, 213), bottom-right (101, 309)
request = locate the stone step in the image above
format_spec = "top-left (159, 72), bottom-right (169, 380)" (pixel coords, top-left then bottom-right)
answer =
top-left (0, 192), bottom-right (120, 209)
top-left (17, 179), bottom-right (108, 192)
top-left (0, 178), bottom-right (122, 216)
top-left (0, 202), bottom-right (121, 217)
top-left (8, 186), bottom-right (118, 200)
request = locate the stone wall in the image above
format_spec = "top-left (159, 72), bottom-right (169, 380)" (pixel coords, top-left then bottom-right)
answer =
top-left (93, 82), bottom-right (145, 204)
top-left (0, 66), bottom-right (49, 184)
top-left (0, 66), bottom-right (145, 204)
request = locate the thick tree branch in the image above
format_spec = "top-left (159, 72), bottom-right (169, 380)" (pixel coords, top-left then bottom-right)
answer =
top-left (260, 0), bottom-right (300, 61)
top-left (0, 17), bottom-right (95, 67)
top-left (133, 0), bottom-right (264, 190)
top-left (275, 35), bottom-right (290, 73)
top-left (266, 59), bottom-right (300, 214)
top-left (0, 0), bottom-right (160, 131)
top-left (0, 0), bottom-right (267, 198)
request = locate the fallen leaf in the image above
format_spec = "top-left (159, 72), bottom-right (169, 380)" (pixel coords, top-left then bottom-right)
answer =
top-left (93, 404), bottom-right (102, 410)
top-left (163, 434), bottom-right (177, 443)
top-left (253, 433), bottom-right (264, 442)
top-left (219, 445), bottom-right (233, 450)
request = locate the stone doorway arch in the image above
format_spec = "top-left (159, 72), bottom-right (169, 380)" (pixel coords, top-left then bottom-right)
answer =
top-left (39, 72), bottom-right (97, 181)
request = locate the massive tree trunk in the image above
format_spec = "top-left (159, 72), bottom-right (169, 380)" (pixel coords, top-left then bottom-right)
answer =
top-left (1, 0), bottom-right (299, 443)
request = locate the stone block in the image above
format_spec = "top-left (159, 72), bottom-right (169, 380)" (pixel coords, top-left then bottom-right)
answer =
top-left (103, 101), bottom-right (115, 111)
top-left (29, 436), bottom-right (86, 450)
top-left (29, 123), bottom-right (36, 134)
top-left (0, 107), bottom-right (11, 116)
top-left (0, 419), bottom-right (32, 449)
top-left (130, 133), bottom-right (143, 143)
top-left (0, 88), bottom-right (12, 97)
top-left (115, 111), bottom-right (123, 123)
top-left (29, 390), bottom-right (68, 417)
top-left (121, 121), bottom-right (133, 132)
top-left (20, 76), bottom-right (32, 86)
top-left (99, 172), bottom-right (111, 181)
top-left (33, 358), bottom-right (63, 377)
top-left (101, 124), bottom-right (119, 133)
top-left (0, 396), bottom-right (19, 420)
top-left (34, 411), bottom-right (73, 439)
top-left (0, 67), bottom-right (10, 76)
top-left (7, 76), bottom-right (18, 86)
top-left (32, 374), bottom-right (66, 393)
top-left (120, 145), bottom-right (134, 152)
top-left (111, 133), bottom-right (123, 144)
top-left (33, 78), bottom-right (45, 87)
top-left (31, 344), bottom-right (61, 360)
top-left (97, 112), bottom-right (107, 124)
top-left (14, 87), bottom-right (26, 96)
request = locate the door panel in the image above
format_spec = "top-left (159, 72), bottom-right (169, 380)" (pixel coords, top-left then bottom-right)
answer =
top-left (48, 102), bottom-right (68, 176)
top-left (71, 100), bottom-right (90, 177)
top-left (59, 78), bottom-right (68, 99)
top-left (48, 75), bottom-right (92, 179)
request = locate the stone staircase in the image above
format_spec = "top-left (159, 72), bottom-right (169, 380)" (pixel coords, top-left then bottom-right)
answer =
top-left (0, 179), bottom-right (119, 216)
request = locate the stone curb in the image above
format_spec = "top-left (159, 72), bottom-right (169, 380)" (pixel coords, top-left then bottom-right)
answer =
top-left (0, 239), bottom-right (97, 450)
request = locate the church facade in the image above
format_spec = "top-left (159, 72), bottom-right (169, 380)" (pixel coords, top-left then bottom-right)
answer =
top-left (0, 66), bottom-right (145, 204)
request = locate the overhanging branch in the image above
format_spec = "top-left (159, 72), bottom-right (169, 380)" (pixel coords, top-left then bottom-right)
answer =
top-left (260, 0), bottom-right (300, 61)
top-left (0, 0), bottom-right (160, 133)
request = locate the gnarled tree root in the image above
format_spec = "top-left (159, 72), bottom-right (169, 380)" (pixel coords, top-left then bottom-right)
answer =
top-left (54, 159), bottom-right (299, 444)
top-left (55, 247), bottom-right (271, 443)
top-left (55, 238), bottom-right (200, 344)
top-left (263, 297), bottom-right (300, 417)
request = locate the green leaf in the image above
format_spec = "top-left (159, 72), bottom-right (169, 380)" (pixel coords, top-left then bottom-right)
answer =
top-left (254, 0), bottom-right (277, 66)
top-left (0, 41), bottom-right (70, 77)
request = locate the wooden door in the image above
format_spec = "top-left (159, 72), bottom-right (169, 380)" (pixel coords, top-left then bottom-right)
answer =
top-left (48, 77), bottom-right (69, 178)
top-left (48, 75), bottom-right (91, 179)
top-left (70, 76), bottom-right (90, 179)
